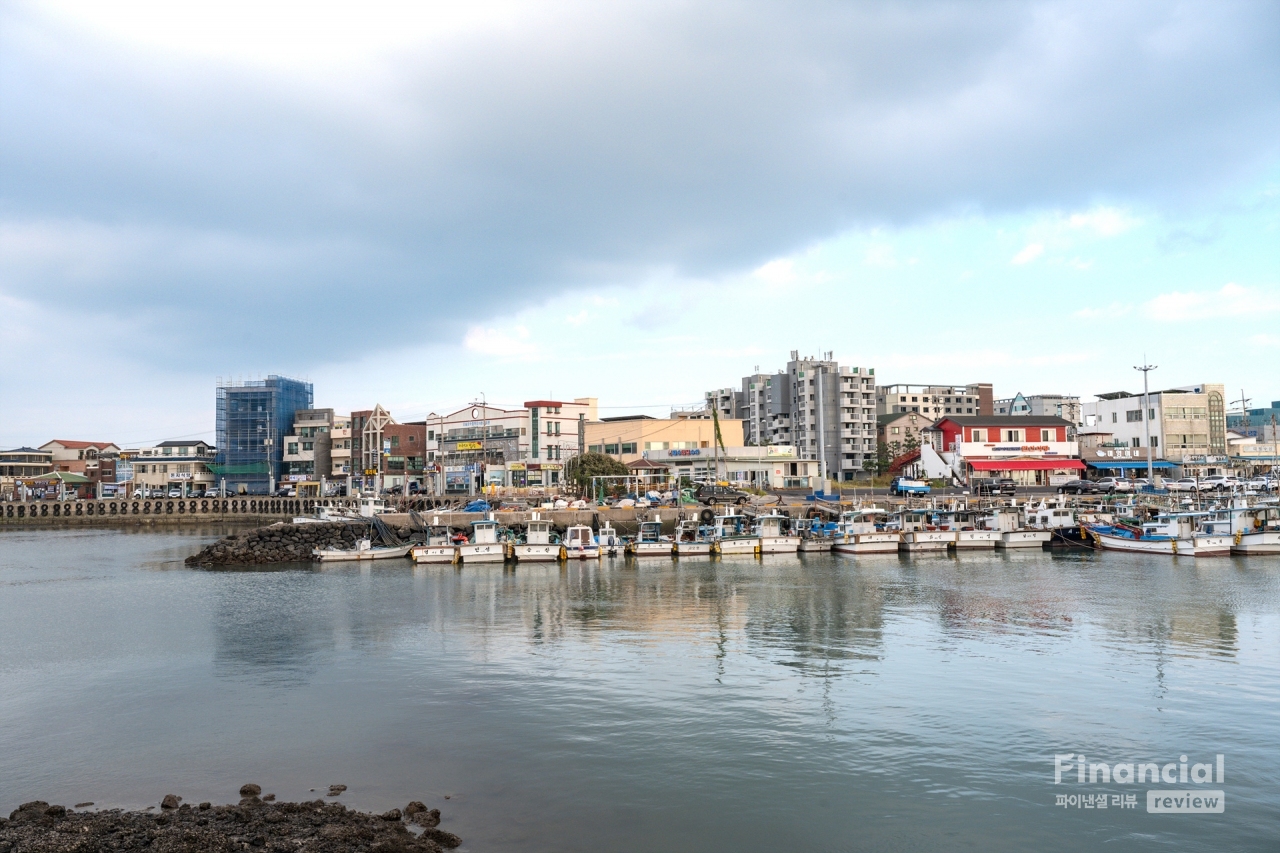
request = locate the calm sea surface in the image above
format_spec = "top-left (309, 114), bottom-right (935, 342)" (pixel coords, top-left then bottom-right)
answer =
top-left (1, 528), bottom-right (1277, 851)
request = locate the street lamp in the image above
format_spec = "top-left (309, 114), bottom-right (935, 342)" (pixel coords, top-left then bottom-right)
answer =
top-left (1134, 360), bottom-right (1156, 485)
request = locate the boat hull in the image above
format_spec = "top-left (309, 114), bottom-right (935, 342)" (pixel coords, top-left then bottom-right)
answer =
top-left (674, 542), bottom-right (714, 556)
top-left (1089, 530), bottom-right (1230, 556)
top-left (759, 536), bottom-right (800, 554)
top-left (997, 531), bottom-right (1052, 549)
top-left (627, 542), bottom-right (675, 557)
top-left (833, 533), bottom-right (900, 554)
top-left (900, 530), bottom-right (954, 551)
top-left (953, 530), bottom-right (999, 549)
top-left (411, 545), bottom-right (457, 564)
top-left (458, 543), bottom-right (506, 563)
top-left (798, 538), bottom-right (833, 552)
top-left (512, 544), bottom-right (562, 562)
top-left (717, 537), bottom-right (759, 555)
top-left (565, 546), bottom-right (600, 560)
top-left (1232, 531), bottom-right (1280, 554)
top-left (314, 544), bottom-right (412, 562)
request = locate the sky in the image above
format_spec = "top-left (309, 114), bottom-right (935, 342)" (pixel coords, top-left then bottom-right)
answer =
top-left (1, 0), bottom-right (1278, 447)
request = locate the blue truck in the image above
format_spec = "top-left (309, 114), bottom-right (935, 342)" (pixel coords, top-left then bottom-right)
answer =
top-left (889, 477), bottom-right (931, 496)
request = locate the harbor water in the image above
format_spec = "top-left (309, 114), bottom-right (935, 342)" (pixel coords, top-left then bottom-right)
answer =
top-left (1, 528), bottom-right (1277, 850)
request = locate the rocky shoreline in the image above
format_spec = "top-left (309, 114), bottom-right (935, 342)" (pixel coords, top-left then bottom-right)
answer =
top-left (185, 522), bottom-right (373, 566)
top-left (0, 785), bottom-right (460, 852)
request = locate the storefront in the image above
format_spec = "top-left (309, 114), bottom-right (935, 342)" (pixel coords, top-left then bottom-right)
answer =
top-left (967, 458), bottom-right (1085, 486)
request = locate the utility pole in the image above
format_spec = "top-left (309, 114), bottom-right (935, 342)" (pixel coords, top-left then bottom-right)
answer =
top-left (1134, 360), bottom-right (1157, 485)
top-left (1232, 389), bottom-right (1252, 429)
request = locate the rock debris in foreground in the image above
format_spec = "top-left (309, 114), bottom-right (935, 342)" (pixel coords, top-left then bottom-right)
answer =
top-left (0, 794), bottom-right (460, 853)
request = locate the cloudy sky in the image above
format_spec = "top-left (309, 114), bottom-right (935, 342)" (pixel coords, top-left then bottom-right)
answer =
top-left (2, 0), bottom-right (1278, 447)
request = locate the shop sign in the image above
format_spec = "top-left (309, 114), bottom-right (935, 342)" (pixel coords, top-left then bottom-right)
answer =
top-left (364, 468), bottom-right (378, 476)
top-left (167, 472), bottom-right (193, 480)
top-left (765, 446), bottom-right (793, 456)
top-left (456, 441), bottom-right (483, 451)
top-left (508, 463), bottom-right (526, 470)
top-left (543, 463), bottom-right (562, 470)
top-left (670, 449), bottom-right (701, 457)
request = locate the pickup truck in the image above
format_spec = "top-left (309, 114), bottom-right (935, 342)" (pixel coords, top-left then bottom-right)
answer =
top-left (889, 477), bottom-right (931, 496)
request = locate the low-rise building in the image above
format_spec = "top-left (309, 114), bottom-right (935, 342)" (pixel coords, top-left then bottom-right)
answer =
top-left (930, 416), bottom-right (1082, 486)
top-left (993, 392), bottom-right (1081, 424)
top-left (642, 445), bottom-right (820, 490)
top-left (0, 447), bottom-right (55, 499)
top-left (1082, 383), bottom-right (1228, 477)
top-left (39, 440), bottom-right (121, 474)
top-left (282, 409), bottom-right (335, 484)
top-left (133, 440), bottom-right (217, 496)
top-left (877, 411), bottom-right (930, 456)
top-left (586, 415), bottom-right (743, 465)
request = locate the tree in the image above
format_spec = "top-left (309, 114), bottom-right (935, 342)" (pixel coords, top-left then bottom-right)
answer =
top-left (564, 452), bottom-right (629, 492)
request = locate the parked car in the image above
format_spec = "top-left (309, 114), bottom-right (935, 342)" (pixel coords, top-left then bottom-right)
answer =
top-left (273, 486), bottom-right (296, 497)
top-left (1095, 477), bottom-right (1132, 493)
top-left (167, 488), bottom-right (183, 498)
top-left (189, 489), bottom-right (206, 499)
top-left (975, 478), bottom-right (1017, 496)
top-left (1165, 478), bottom-right (1200, 493)
top-left (205, 489), bottom-right (227, 499)
top-left (1199, 475), bottom-right (1230, 491)
top-left (1246, 477), bottom-right (1271, 492)
top-left (693, 483), bottom-right (750, 505)
top-left (1057, 479), bottom-right (1100, 495)
top-left (890, 477), bottom-right (931, 496)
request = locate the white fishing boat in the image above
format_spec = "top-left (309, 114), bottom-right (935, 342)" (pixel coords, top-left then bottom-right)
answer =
top-left (797, 517), bottom-right (836, 552)
top-left (933, 510), bottom-right (999, 549)
top-left (673, 518), bottom-right (715, 556)
top-left (597, 520), bottom-right (622, 557)
top-left (895, 509), bottom-right (955, 552)
top-left (512, 514), bottom-right (562, 562)
top-left (831, 509), bottom-right (900, 554)
top-left (410, 516), bottom-right (457, 563)
top-left (714, 509), bottom-right (759, 555)
top-left (627, 519), bottom-right (675, 557)
top-left (987, 507), bottom-right (1052, 549)
top-left (292, 505), bottom-right (359, 524)
top-left (755, 510), bottom-right (799, 554)
top-left (1026, 502), bottom-right (1076, 531)
top-left (314, 537), bottom-right (412, 562)
top-left (356, 496), bottom-right (390, 517)
top-left (1217, 501), bottom-right (1280, 554)
top-left (1086, 512), bottom-right (1231, 557)
top-left (564, 524), bottom-right (601, 559)
top-left (458, 516), bottom-right (506, 563)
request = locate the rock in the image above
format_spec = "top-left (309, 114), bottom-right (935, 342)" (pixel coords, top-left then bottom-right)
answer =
top-left (420, 826), bottom-right (463, 848)
top-left (404, 801), bottom-right (427, 816)
top-left (262, 793), bottom-right (275, 802)
top-left (327, 784), bottom-right (347, 795)
top-left (8, 802), bottom-right (49, 824)
top-left (198, 802), bottom-right (211, 810)
top-left (239, 783), bottom-right (262, 797)
top-left (410, 807), bottom-right (441, 828)
top-left (381, 808), bottom-right (402, 821)
top-left (239, 796), bottom-right (262, 806)
top-left (73, 803), bottom-right (93, 809)
top-left (161, 794), bottom-right (180, 809)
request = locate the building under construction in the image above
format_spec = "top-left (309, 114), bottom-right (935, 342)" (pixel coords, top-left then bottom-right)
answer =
top-left (213, 375), bottom-right (313, 495)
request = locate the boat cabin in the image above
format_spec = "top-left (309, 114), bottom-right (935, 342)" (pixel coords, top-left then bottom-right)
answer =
top-left (526, 519), bottom-right (552, 545)
top-left (636, 521), bottom-right (664, 543)
top-left (471, 518), bottom-right (499, 544)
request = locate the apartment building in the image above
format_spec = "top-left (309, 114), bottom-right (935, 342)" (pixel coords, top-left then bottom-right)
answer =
top-left (994, 392), bottom-right (1081, 424)
top-left (1082, 383), bottom-right (1228, 476)
top-left (876, 383), bottom-right (993, 417)
top-left (281, 408), bottom-right (335, 483)
top-left (133, 440), bottom-right (217, 496)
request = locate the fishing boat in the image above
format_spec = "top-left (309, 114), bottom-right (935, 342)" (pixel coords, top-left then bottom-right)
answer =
top-left (512, 514), bottom-right (562, 562)
top-left (564, 524), bottom-right (601, 559)
top-left (932, 510), bottom-right (998, 549)
top-left (292, 505), bottom-right (359, 524)
top-left (1086, 512), bottom-right (1232, 556)
top-left (895, 509), bottom-right (955, 552)
top-left (410, 516), bottom-right (457, 563)
top-left (797, 517), bottom-right (836, 552)
top-left (457, 516), bottom-right (506, 563)
top-left (673, 518), bottom-right (715, 556)
top-left (987, 506), bottom-right (1052, 549)
top-left (314, 536), bottom-right (412, 562)
top-left (626, 519), bottom-right (675, 557)
top-left (714, 509), bottom-right (759, 555)
top-left (755, 510), bottom-right (800, 554)
top-left (831, 509), bottom-right (900, 554)
top-left (597, 520), bottom-right (622, 557)
top-left (1216, 501), bottom-right (1280, 555)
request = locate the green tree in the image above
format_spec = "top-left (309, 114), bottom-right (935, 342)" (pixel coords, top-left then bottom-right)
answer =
top-left (564, 452), bottom-right (629, 492)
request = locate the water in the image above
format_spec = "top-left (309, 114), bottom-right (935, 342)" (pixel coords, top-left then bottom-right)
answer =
top-left (1, 528), bottom-right (1277, 851)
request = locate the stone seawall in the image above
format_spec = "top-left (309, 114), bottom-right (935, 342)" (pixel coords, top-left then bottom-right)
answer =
top-left (0, 497), bottom-right (360, 528)
top-left (185, 521), bottom-right (373, 566)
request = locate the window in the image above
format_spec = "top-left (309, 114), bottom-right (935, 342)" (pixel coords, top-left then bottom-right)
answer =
top-left (621, 443), bottom-right (637, 454)
top-left (428, 430), bottom-right (434, 440)
top-left (391, 435), bottom-right (399, 447)
top-left (971, 429), bottom-right (985, 442)
top-left (1132, 437), bottom-right (1141, 448)
top-left (589, 444), bottom-right (604, 453)
top-left (1151, 436), bottom-right (1159, 448)
top-left (1126, 410), bottom-right (1142, 422)
top-left (1149, 409), bottom-right (1156, 420)
top-left (302, 441), bottom-right (313, 451)
top-left (891, 427), bottom-right (900, 435)
top-left (1111, 412), bottom-right (1118, 423)
top-left (1040, 429), bottom-right (1053, 441)
top-left (604, 444), bottom-right (619, 455)
top-left (700, 441), bottom-right (709, 448)
top-left (408, 435), bottom-right (415, 443)
top-left (1004, 429), bottom-right (1022, 442)
top-left (288, 443), bottom-right (298, 455)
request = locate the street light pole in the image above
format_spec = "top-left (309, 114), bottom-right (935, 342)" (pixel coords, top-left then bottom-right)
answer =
top-left (1134, 360), bottom-right (1157, 485)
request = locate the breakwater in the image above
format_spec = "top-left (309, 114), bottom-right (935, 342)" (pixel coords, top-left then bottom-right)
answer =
top-left (185, 521), bottom-right (368, 565)
top-left (0, 497), bottom-right (363, 527)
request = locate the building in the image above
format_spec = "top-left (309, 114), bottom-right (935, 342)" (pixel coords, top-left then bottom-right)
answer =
top-left (876, 411), bottom-right (930, 456)
top-left (39, 440), bottom-right (121, 474)
top-left (134, 440), bottom-right (217, 496)
top-left (282, 409), bottom-right (335, 484)
top-left (1227, 401), bottom-right (1280, 431)
top-left (213, 375), bottom-right (314, 494)
top-left (1226, 430), bottom-right (1280, 474)
top-left (587, 415), bottom-right (743, 465)
top-left (643, 445), bottom-right (820, 490)
top-left (329, 415), bottom-right (353, 478)
top-left (1081, 383), bottom-right (1228, 477)
top-left (930, 415), bottom-right (1082, 486)
top-left (708, 351), bottom-right (878, 482)
top-left (876, 383), bottom-right (993, 417)
top-left (0, 447), bottom-right (55, 499)
top-left (993, 392), bottom-right (1081, 424)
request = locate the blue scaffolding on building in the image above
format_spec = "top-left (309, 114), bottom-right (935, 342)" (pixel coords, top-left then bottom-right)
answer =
top-left (212, 375), bottom-right (313, 495)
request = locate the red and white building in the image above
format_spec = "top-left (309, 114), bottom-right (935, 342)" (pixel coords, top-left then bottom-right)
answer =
top-left (930, 416), bottom-right (1083, 486)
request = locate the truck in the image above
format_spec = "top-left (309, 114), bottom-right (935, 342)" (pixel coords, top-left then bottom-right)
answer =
top-left (889, 477), bottom-right (931, 496)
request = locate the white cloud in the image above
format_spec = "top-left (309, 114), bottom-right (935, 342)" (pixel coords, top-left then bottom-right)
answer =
top-left (752, 258), bottom-right (797, 285)
top-left (1010, 243), bottom-right (1044, 265)
top-left (1144, 283), bottom-right (1280, 321)
top-left (1067, 207), bottom-right (1142, 237)
top-left (462, 324), bottom-right (537, 357)
top-left (565, 309), bottom-right (589, 326)
top-left (864, 244), bottom-right (898, 268)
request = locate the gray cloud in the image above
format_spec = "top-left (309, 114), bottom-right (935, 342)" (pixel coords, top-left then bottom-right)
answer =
top-left (1, 0), bottom-right (1277, 364)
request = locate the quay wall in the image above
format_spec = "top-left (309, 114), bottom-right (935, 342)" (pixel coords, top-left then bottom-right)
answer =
top-left (0, 497), bottom-right (360, 528)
